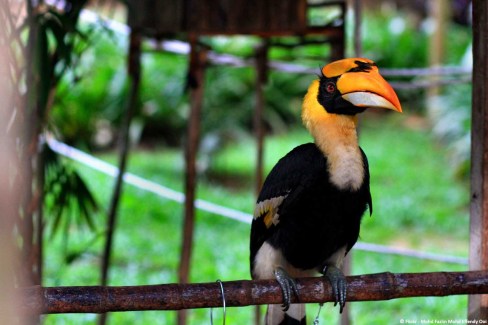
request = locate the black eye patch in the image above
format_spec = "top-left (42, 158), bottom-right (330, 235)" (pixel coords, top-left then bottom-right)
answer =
top-left (317, 75), bottom-right (367, 116)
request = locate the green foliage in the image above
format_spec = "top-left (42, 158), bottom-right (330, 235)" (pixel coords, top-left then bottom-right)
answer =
top-left (50, 24), bottom-right (128, 147)
top-left (44, 144), bottom-right (100, 261)
top-left (201, 66), bottom-right (310, 141)
top-left (362, 13), bottom-right (428, 69)
top-left (360, 113), bottom-right (469, 246)
top-left (428, 85), bottom-right (472, 180)
top-left (361, 8), bottom-right (471, 68)
top-left (138, 52), bottom-right (188, 146)
top-left (27, 0), bottom-right (89, 118)
top-left (357, 7), bottom-right (472, 181)
top-left (49, 4), bottom-right (473, 149)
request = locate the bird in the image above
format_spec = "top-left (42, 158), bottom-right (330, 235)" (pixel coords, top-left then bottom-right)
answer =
top-left (250, 58), bottom-right (402, 325)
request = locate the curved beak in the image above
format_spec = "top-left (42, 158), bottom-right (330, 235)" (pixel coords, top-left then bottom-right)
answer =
top-left (337, 69), bottom-right (402, 113)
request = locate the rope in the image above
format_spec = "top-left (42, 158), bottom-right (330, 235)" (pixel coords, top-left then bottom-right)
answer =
top-left (47, 137), bottom-right (468, 265)
top-left (46, 137), bottom-right (252, 224)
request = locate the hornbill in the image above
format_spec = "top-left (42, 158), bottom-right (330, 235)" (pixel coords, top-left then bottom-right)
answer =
top-left (250, 58), bottom-right (402, 325)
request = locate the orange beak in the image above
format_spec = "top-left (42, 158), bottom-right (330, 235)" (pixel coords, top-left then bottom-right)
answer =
top-left (323, 58), bottom-right (402, 113)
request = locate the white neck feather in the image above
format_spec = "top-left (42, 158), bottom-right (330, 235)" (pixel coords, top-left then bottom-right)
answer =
top-left (311, 117), bottom-right (364, 191)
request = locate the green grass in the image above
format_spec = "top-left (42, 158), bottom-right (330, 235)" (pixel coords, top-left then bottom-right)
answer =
top-left (43, 112), bottom-right (470, 324)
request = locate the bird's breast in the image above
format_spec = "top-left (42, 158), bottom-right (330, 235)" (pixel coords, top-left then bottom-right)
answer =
top-left (326, 145), bottom-right (365, 191)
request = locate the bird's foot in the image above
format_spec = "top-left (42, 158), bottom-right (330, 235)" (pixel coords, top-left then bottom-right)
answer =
top-left (322, 265), bottom-right (347, 313)
top-left (274, 267), bottom-right (299, 311)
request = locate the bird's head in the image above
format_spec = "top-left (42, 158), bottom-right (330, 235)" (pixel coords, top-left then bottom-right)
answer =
top-left (302, 58), bottom-right (402, 131)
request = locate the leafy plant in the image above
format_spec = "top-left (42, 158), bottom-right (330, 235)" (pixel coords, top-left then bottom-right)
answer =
top-left (43, 143), bottom-right (100, 262)
top-left (428, 84), bottom-right (471, 180)
top-left (50, 23), bottom-right (128, 148)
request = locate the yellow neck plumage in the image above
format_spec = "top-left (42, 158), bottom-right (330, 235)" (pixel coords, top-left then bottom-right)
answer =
top-left (301, 80), bottom-right (364, 191)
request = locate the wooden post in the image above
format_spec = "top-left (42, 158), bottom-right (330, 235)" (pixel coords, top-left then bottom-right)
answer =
top-left (253, 39), bottom-right (269, 325)
top-left (352, 0), bottom-right (362, 58)
top-left (427, 0), bottom-right (448, 102)
top-left (0, 9), bottom-right (26, 322)
top-left (469, 0), bottom-right (488, 320)
top-left (253, 40), bottom-right (268, 196)
top-left (342, 2), bottom-right (358, 324)
top-left (178, 37), bottom-right (207, 325)
top-left (330, 1), bottom-right (346, 61)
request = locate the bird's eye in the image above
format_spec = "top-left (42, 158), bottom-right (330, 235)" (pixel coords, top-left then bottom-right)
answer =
top-left (325, 82), bottom-right (336, 94)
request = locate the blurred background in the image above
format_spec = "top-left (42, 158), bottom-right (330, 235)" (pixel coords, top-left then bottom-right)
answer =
top-left (1, 0), bottom-right (474, 324)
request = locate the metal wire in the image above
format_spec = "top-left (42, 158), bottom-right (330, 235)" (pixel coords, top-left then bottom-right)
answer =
top-left (313, 303), bottom-right (324, 325)
top-left (210, 280), bottom-right (226, 325)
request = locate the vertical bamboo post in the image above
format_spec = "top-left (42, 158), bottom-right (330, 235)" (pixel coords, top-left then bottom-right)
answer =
top-left (98, 29), bottom-right (142, 325)
top-left (330, 1), bottom-right (346, 61)
top-left (427, 0), bottom-right (448, 102)
top-left (352, 0), bottom-right (362, 58)
top-left (253, 39), bottom-right (269, 325)
top-left (23, 0), bottom-right (40, 292)
top-left (469, 0), bottom-right (488, 320)
top-left (178, 37), bottom-right (207, 325)
top-left (341, 2), bottom-right (354, 324)
top-left (0, 6), bottom-right (26, 322)
top-left (253, 40), bottom-right (268, 196)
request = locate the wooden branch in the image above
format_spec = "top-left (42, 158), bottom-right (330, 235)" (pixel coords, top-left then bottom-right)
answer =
top-left (21, 271), bottom-right (488, 315)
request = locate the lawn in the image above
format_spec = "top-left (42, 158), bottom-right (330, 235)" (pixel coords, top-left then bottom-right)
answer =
top-left (43, 111), bottom-right (470, 324)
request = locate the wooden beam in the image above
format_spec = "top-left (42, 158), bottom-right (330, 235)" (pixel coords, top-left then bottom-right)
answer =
top-left (20, 271), bottom-right (488, 315)
top-left (469, 0), bottom-right (488, 320)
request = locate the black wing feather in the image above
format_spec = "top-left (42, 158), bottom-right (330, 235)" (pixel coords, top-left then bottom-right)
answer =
top-left (250, 143), bottom-right (372, 274)
top-left (250, 143), bottom-right (327, 274)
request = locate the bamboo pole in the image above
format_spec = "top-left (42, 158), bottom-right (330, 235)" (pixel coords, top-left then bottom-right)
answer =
top-left (23, 0), bottom-right (40, 291)
top-left (0, 4), bottom-right (26, 323)
top-left (20, 271), bottom-right (488, 315)
top-left (469, 0), bottom-right (488, 320)
top-left (178, 37), bottom-right (207, 325)
top-left (427, 0), bottom-right (448, 103)
top-left (98, 29), bottom-right (142, 325)
top-left (330, 0), bottom-right (345, 61)
top-left (352, 0), bottom-right (362, 58)
top-left (253, 39), bottom-right (268, 325)
top-left (253, 40), bottom-right (268, 196)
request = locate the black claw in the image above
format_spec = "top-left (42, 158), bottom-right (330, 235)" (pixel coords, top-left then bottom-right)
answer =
top-left (274, 267), bottom-right (299, 311)
top-left (323, 265), bottom-right (347, 313)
